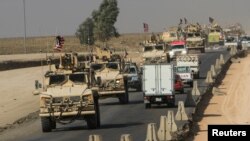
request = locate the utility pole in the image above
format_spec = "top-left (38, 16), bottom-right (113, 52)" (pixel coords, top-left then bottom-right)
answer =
top-left (23, 0), bottom-right (27, 54)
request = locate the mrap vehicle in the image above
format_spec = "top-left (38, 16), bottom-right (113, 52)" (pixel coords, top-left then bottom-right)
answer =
top-left (142, 63), bottom-right (175, 108)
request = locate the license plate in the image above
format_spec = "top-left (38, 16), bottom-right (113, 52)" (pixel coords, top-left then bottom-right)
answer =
top-left (155, 98), bottom-right (162, 102)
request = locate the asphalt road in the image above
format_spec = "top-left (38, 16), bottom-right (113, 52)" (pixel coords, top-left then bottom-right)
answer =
top-left (1, 47), bottom-right (230, 141)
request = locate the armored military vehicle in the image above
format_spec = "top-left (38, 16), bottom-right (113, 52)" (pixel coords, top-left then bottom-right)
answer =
top-left (208, 23), bottom-right (224, 46)
top-left (141, 40), bottom-right (169, 65)
top-left (90, 46), bottom-right (129, 104)
top-left (184, 23), bottom-right (206, 53)
top-left (37, 53), bottom-right (100, 132)
top-left (162, 26), bottom-right (184, 44)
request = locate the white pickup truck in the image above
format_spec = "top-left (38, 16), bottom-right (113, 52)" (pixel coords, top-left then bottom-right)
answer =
top-left (224, 36), bottom-right (239, 51)
top-left (176, 54), bottom-right (200, 79)
top-left (142, 63), bottom-right (175, 108)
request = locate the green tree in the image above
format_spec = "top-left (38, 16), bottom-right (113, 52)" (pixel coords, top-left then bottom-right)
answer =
top-left (93, 0), bottom-right (120, 42)
top-left (76, 0), bottom-right (119, 45)
top-left (76, 17), bottom-right (94, 45)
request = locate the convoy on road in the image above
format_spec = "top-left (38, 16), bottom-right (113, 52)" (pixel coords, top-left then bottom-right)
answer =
top-left (28, 17), bottom-right (249, 137)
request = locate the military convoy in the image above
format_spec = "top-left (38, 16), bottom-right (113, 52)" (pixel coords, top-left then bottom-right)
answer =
top-left (36, 53), bottom-right (100, 132)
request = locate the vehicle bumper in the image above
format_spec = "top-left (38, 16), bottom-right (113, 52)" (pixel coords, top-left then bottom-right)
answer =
top-left (39, 110), bottom-right (96, 117)
top-left (144, 95), bottom-right (175, 104)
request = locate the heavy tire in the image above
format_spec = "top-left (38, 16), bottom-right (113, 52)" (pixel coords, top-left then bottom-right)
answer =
top-left (190, 81), bottom-right (193, 87)
top-left (145, 103), bottom-right (151, 109)
top-left (136, 83), bottom-right (142, 92)
top-left (180, 88), bottom-right (184, 94)
top-left (86, 115), bottom-right (98, 129)
top-left (119, 77), bottom-right (129, 104)
top-left (168, 101), bottom-right (175, 107)
top-left (201, 48), bottom-right (205, 53)
top-left (51, 120), bottom-right (56, 129)
top-left (41, 117), bottom-right (52, 132)
top-left (94, 97), bottom-right (101, 128)
top-left (194, 72), bottom-right (200, 79)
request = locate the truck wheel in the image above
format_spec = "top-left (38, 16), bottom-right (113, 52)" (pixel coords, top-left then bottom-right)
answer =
top-left (168, 102), bottom-right (175, 107)
top-left (136, 84), bottom-right (142, 92)
top-left (86, 114), bottom-right (98, 129)
top-left (190, 82), bottom-right (193, 87)
top-left (94, 97), bottom-right (101, 128)
top-left (119, 77), bottom-right (129, 104)
top-left (119, 91), bottom-right (129, 104)
top-left (51, 120), bottom-right (56, 129)
top-left (41, 117), bottom-right (52, 132)
top-left (201, 48), bottom-right (205, 53)
top-left (194, 72), bottom-right (200, 79)
top-left (145, 103), bottom-right (151, 109)
top-left (180, 88), bottom-right (184, 94)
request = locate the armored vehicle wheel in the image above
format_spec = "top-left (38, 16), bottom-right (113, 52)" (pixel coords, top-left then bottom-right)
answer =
top-left (86, 114), bottom-right (98, 129)
top-left (136, 84), bottom-right (142, 92)
top-left (119, 77), bottom-right (129, 104)
top-left (168, 101), bottom-right (175, 107)
top-left (201, 48), bottom-right (205, 53)
top-left (51, 120), bottom-right (56, 129)
top-left (41, 117), bottom-right (53, 132)
top-left (145, 103), bottom-right (151, 109)
top-left (94, 97), bottom-right (101, 128)
top-left (119, 90), bottom-right (129, 104)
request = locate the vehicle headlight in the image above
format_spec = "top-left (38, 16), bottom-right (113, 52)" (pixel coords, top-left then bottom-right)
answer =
top-left (182, 50), bottom-right (187, 54)
top-left (40, 96), bottom-right (51, 107)
top-left (169, 51), bottom-right (174, 55)
top-left (82, 94), bottom-right (93, 103)
top-left (116, 79), bottom-right (121, 84)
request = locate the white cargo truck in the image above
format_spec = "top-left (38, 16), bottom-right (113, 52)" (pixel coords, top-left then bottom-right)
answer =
top-left (176, 55), bottom-right (200, 79)
top-left (142, 63), bottom-right (175, 108)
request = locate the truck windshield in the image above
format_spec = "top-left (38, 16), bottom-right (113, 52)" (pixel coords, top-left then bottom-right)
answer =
top-left (49, 75), bottom-right (66, 85)
top-left (91, 64), bottom-right (104, 71)
top-left (69, 73), bottom-right (86, 84)
top-left (170, 33), bottom-right (176, 37)
top-left (194, 33), bottom-right (200, 37)
top-left (175, 67), bottom-right (190, 73)
top-left (171, 45), bottom-right (184, 50)
top-left (106, 63), bottom-right (119, 70)
top-left (187, 33), bottom-right (194, 37)
top-left (226, 37), bottom-right (237, 42)
top-left (155, 45), bottom-right (164, 50)
top-left (144, 46), bottom-right (153, 52)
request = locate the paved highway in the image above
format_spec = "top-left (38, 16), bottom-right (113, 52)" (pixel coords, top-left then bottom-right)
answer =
top-left (1, 47), bottom-right (230, 141)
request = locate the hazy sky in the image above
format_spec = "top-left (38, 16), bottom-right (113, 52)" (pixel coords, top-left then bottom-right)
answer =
top-left (0, 0), bottom-right (249, 38)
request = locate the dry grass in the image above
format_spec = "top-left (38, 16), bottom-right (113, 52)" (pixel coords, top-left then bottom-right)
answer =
top-left (0, 33), bottom-right (150, 55)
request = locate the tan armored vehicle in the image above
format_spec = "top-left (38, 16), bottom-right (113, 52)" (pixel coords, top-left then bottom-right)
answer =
top-left (90, 46), bottom-right (129, 104)
top-left (184, 23), bottom-right (206, 53)
top-left (208, 23), bottom-right (224, 46)
top-left (35, 53), bottom-right (100, 132)
top-left (141, 40), bottom-right (169, 65)
top-left (162, 26), bottom-right (185, 44)
top-left (91, 60), bottom-right (129, 104)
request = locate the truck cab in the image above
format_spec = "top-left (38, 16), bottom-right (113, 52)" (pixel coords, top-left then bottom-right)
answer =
top-left (168, 40), bottom-right (187, 60)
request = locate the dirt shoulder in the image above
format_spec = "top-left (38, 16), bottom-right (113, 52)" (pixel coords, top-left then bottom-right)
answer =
top-left (194, 55), bottom-right (250, 140)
